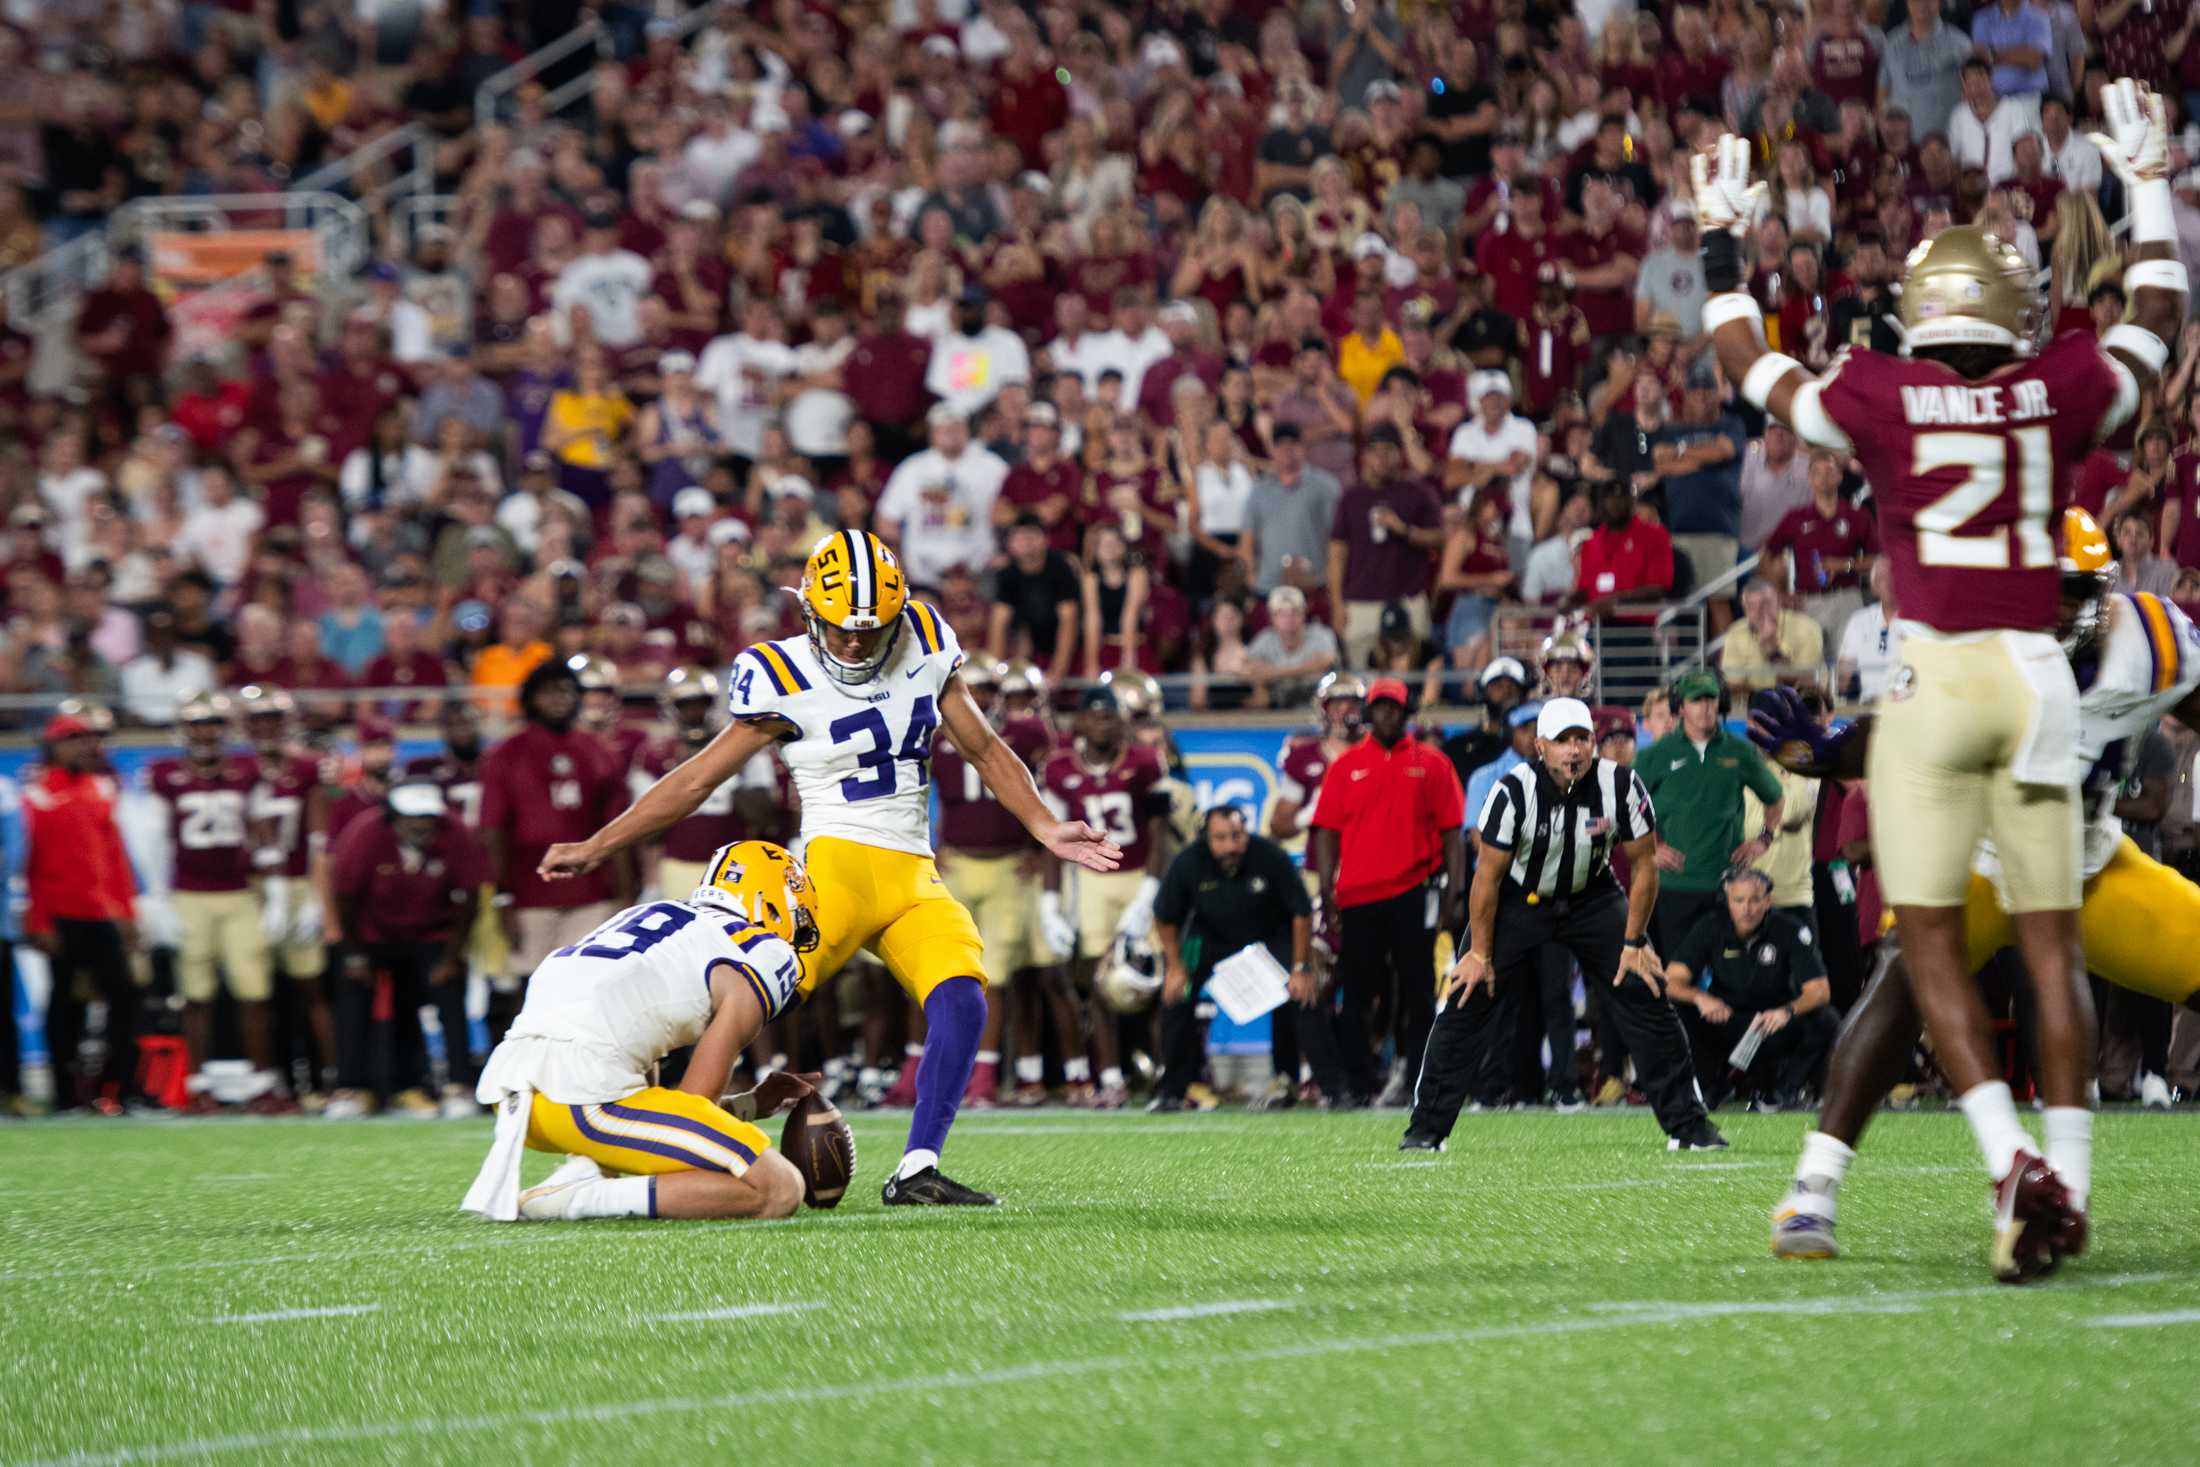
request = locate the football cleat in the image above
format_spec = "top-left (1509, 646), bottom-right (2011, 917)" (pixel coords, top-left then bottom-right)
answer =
top-left (1668, 1119), bottom-right (1731, 1151)
top-left (1771, 1179), bottom-right (1840, 1260)
top-left (1398, 1131), bottom-right (1447, 1152)
top-left (1990, 1151), bottom-right (2080, 1283)
top-left (245, 1091), bottom-right (300, 1117)
top-left (1550, 1089), bottom-right (1586, 1113)
top-left (1145, 1094), bottom-right (1185, 1113)
top-left (389, 1087), bottom-right (439, 1117)
top-left (1095, 1081), bottom-right (1130, 1110)
top-left (1011, 1081), bottom-right (1050, 1107)
top-left (438, 1085), bottom-right (478, 1120)
top-left (882, 1165), bottom-right (997, 1206)
top-left (2141, 1072), bottom-right (2174, 1109)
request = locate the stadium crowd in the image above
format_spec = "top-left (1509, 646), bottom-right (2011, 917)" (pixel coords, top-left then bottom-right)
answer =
top-left (4, 0), bottom-right (2200, 1119)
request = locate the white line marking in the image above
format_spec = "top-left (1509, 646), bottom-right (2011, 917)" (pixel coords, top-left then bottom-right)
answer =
top-left (1118, 1299), bottom-right (1294, 1323)
top-left (202, 1174), bottom-right (276, 1183)
top-left (2084, 1308), bottom-right (2200, 1328)
top-left (23, 1275), bottom-right (2182, 1467)
top-left (648, 1302), bottom-right (823, 1323)
top-left (202, 1304), bottom-right (381, 1326)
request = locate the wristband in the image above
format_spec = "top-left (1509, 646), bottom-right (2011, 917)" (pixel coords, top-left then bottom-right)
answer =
top-left (2103, 322), bottom-right (2169, 375)
top-left (2124, 258), bottom-right (2190, 295)
top-left (1624, 935), bottom-right (1649, 949)
top-left (1741, 352), bottom-right (1801, 411)
top-left (1702, 229), bottom-right (1742, 293)
top-left (2130, 176), bottom-right (2176, 245)
top-left (1700, 291), bottom-right (1765, 338)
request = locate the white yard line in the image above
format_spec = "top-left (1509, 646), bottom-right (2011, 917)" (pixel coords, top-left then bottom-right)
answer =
top-left (2084, 1308), bottom-right (2200, 1328)
top-left (20, 1273), bottom-right (2185, 1467)
top-left (1118, 1299), bottom-right (1294, 1323)
top-left (201, 1304), bottom-right (380, 1326)
top-left (647, 1302), bottom-right (823, 1323)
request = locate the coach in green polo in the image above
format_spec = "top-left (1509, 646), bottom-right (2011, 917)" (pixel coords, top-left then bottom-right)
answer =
top-left (1637, 668), bottom-right (1786, 954)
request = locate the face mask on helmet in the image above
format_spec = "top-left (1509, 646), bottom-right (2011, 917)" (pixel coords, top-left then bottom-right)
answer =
top-left (807, 610), bottom-right (903, 685)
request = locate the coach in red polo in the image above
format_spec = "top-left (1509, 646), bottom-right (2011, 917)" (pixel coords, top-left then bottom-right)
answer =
top-left (1309, 676), bottom-right (1467, 1105)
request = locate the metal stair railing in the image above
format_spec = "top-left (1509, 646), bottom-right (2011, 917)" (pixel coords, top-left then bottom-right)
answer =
top-left (474, 17), bottom-right (611, 128)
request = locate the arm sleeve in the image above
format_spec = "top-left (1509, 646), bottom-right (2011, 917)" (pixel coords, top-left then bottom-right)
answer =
top-left (725, 648), bottom-right (790, 723)
top-left (1789, 350), bottom-right (1859, 452)
top-left (1479, 778), bottom-right (1519, 849)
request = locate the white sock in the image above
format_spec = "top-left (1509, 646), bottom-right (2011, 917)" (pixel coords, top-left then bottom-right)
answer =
top-left (542, 1154), bottom-right (604, 1187)
top-left (1064, 1056), bottom-right (1092, 1083)
top-left (903, 1043), bottom-right (925, 1062)
top-left (1957, 1081), bottom-right (2036, 1178)
top-left (1015, 1055), bottom-right (1044, 1084)
top-left (858, 1066), bottom-right (883, 1089)
top-left (1099, 1066), bottom-right (1124, 1090)
top-left (567, 1176), bottom-right (654, 1219)
top-left (896, 1148), bottom-right (939, 1181)
top-left (976, 1049), bottom-right (1000, 1066)
top-left (2043, 1106), bottom-right (2093, 1212)
top-left (1794, 1130), bottom-right (1857, 1190)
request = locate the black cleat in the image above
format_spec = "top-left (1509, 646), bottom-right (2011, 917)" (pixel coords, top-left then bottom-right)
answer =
top-left (1146, 1094), bottom-right (1186, 1113)
top-left (881, 1166), bottom-right (998, 1206)
top-left (1398, 1131), bottom-right (1447, 1152)
top-left (1668, 1119), bottom-right (1731, 1151)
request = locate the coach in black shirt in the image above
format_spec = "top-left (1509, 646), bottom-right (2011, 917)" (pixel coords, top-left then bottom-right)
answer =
top-left (1662, 867), bottom-right (1836, 1109)
top-left (1402, 698), bottom-right (1725, 1153)
top-left (1152, 806), bottom-right (1317, 1110)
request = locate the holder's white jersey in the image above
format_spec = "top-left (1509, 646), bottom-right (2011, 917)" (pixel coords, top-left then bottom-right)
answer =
top-left (476, 899), bottom-right (801, 1104)
top-left (1978, 591), bottom-right (2200, 890)
top-left (725, 601), bottom-right (964, 858)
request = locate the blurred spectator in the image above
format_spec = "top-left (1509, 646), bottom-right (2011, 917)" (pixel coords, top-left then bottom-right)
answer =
top-left (1949, 57), bottom-right (2030, 181)
top-left (1245, 425), bottom-right (1343, 596)
top-left (1722, 582), bottom-right (1827, 693)
top-left (1330, 426), bottom-right (1441, 667)
top-left (1762, 448), bottom-right (1879, 647)
top-left (1636, 205), bottom-right (1709, 339)
top-left (1835, 559), bottom-right (1905, 703)
top-left (1573, 480), bottom-right (1674, 617)
top-left (1436, 491), bottom-right (1514, 672)
top-left (1446, 373), bottom-right (1541, 560)
top-left (879, 406), bottom-right (1011, 586)
top-left (1652, 360), bottom-right (1746, 622)
top-left (1738, 422), bottom-right (1812, 555)
top-left (1521, 492), bottom-right (1594, 608)
top-left (990, 515), bottom-right (1080, 684)
top-left (1881, 6), bottom-right (1976, 139)
top-left (119, 610), bottom-right (217, 727)
top-left (2113, 512), bottom-right (2178, 597)
top-left (928, 285), bottom-right (1032, 421)
top-left (1242, 585), bottom-right (1339, 709)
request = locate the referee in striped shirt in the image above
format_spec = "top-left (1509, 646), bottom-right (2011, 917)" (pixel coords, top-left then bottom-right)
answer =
top-left (1401, 698), bottom-right (1726, 1153)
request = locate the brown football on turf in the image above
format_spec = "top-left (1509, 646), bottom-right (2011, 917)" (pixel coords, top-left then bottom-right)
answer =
top-left (781, 1093), bottom-right (855, 1208)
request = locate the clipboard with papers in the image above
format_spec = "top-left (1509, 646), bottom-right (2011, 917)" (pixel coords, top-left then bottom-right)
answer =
top-left (1206, 944), bottom-right (1293, 1024)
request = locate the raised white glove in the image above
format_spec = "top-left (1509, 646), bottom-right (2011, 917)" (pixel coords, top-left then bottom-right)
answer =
top-left (288, 892), bottom-right (324, 948)
top-left (1037, 890), bottom-right (1078, 961)
top-left (1114, 875), bottom-right (1161, 942)
top-left (259, 876), bottom-right (291, 943)
top-left (1689, 134), bottom-right (1765, 237)
top-left (2088, 77), bottom-right (2171, 189)
top-left (137, 892), bottom-right (182, 950)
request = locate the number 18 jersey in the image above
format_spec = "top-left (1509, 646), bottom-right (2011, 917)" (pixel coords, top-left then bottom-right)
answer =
top-left (1799, 331), bottom-right (2138, 634)
top-left (726, 601), bottom-right (963, 858)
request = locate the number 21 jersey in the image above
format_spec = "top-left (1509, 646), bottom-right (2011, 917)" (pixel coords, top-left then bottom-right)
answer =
top-left (1803, 331), bottom-right (2138, 634)
top-left (726, 600), bottom-right (963, 858)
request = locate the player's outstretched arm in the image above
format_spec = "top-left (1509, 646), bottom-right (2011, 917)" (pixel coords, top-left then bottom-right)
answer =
top-left (1746, 685), bottom-right (1871, 781)
top-left (2091, 79), bottom-right (2190, 392)
top-left (539, 717), bottom-right (788, 880)
top-left (1692, 135), bottom-right (1843, 449)
top-left (939, 672), bottom-right (1124, 873)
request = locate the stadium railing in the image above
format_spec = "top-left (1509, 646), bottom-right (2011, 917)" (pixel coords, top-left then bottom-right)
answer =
top-left (473, 16), bottom-right (613, 128)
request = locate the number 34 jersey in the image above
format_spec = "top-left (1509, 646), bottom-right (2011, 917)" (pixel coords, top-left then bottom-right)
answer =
top-left (726, 601), bottom-right (963, 859)
top-left (1798, 330), bottom-right (2138, 635)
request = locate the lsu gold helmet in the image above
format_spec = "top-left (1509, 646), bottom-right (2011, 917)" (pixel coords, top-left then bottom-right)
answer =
top-left (800, 529), bottom-right (909, 685)
top-left (2057, 505), bottom-right (2117, 654)
top-left (691, 839), bottom-right (821, 953)
top-left (1899, 225), bottom-right (2039, 354)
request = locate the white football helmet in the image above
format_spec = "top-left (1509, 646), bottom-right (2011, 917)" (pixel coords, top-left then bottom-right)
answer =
top-left (1095, 930), bottom-right (1164, 1014)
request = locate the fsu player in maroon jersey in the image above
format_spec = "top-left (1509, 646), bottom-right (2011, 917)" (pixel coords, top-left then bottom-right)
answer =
top-left (402, 699), bottom-right (490, 832)
top-left (145, 693), bottom-right (288, 1112)
top-left (931, 659), bottom-right (1066, 1107)
top-left (571, 654), bottom-right (652, 774)
top-left (1272, 673), bottom-right (1366, 846)
top-left (632, 666), bottom-right (792, 898)
top-left (478, 659), bottom-right (635, 1041)
top-left (1039, 685), bottom-right (1173, 1107)
top-left (1696, 79), bottom-right (2189, 1280)
top-left (238, 685), bottom-right (338, 1103)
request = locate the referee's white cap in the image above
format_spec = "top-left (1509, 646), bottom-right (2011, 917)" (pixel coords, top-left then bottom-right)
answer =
top-left (1536, 697), bottom-right (1594, 741)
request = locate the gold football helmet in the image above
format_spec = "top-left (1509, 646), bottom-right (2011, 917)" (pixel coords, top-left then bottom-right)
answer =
top-left (1899, 225), bottom-right (2039, 353)
top-left (1313, 671), bottom-right (1367, 738)
top-left (2057, 505), bottom-right (2117, 654)
top-left (692, 839), bottom-right (821, 953)
top-left (1100, 668), bottom-right (1164, 720)
top-left (177, 690), bottom-right (232, 759)
top-left (799, 529), bottom-right (909, 685)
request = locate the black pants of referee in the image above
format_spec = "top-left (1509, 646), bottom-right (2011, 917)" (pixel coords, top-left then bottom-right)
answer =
top-left (336, 943), bottom-right (471, 1100)
top-left (43, 918), bottom-right (141, 1109)
top-left (1336, 884), bottom-right (1438, 1101)
top-left (1409, 887), bottom-right (1706, 1142)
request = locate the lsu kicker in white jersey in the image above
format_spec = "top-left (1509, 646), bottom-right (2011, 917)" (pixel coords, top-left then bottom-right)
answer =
top-left (1978, 592), bottom-right (2200, 890)
top-left (475, 899), bottom-right (801, 1105)
top-left (725, 600), bottom-right (964, 858)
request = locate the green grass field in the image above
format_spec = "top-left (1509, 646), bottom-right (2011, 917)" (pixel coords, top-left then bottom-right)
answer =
top-left (4, 1106), bottom-right (2199, 1466)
